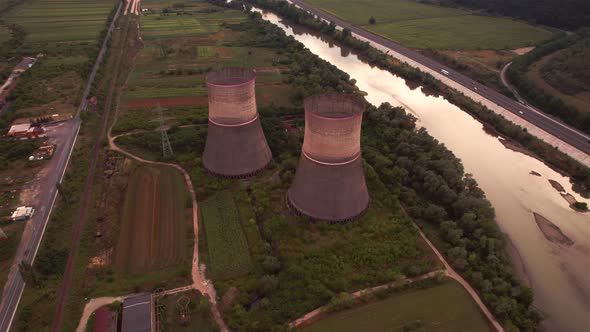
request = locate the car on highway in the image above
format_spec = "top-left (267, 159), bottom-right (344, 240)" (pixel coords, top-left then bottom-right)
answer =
top-left (441, 69), bottom-right (449, 75)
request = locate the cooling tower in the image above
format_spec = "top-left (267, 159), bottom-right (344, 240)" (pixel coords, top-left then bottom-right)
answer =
top-left (287, 94), bottom-right (370, 222)
top-left (202, 68), bottom-right (272, 177)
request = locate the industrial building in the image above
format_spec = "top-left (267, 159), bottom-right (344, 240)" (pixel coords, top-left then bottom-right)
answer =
top-left (288, 94), bottom-right (370, 222)
top-left (202, 68), bottom-right (272, 177)
top-left (121, 293), bottom-right (153, 332)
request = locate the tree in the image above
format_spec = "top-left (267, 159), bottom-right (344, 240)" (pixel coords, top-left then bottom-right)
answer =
top-left (369, 16), bottom-right (376, 24)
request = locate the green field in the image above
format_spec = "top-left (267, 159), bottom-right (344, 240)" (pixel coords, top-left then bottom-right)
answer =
top-left (159, 290), bottom-right (218, 331)
top-left (306, 0), bottom-right (553, 49)
top-left (4, 0), bottom-right (116, 48)
top-left (302, 280), bottom-right (492, 332)
top-left (115, 164), bottom-right (190, 274)
top-left (121, 0), bottom-right (292, 109)
top-left (201, 191), bottom-right (253, 280)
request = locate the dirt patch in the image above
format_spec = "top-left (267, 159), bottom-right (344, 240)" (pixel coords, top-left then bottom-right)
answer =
top-left (530, 171), bottom-right (541, 176)
top-left (221, 286), bottom-right (239, 313)
top-left (533, 212), bottom-right (574, 246)
top-left (549, 179), bottom-right (566, 193)
top-left (125, 96), bottom-right (208, 109)
top-left (512, 47), bottom-right (535, 55)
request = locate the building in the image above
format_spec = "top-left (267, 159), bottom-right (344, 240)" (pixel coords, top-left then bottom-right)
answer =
top-left (287, 94), bottom-right (370, 222)
top-left (7, 123), bottom-right (44, 137)
top-left (13, 57), bottom-right (36, 75)
top-left (121, 293), bottom-right (153, 332)
top-left (10, 206), bottom-right (35, 221)
top-left (202, 68), bottom-right (272, 177)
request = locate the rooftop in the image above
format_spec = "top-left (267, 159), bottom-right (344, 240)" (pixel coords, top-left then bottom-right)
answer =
top-left (121, 293), bottom-right (152, 332)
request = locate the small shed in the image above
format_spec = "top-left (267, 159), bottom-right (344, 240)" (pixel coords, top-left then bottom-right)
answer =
top-left (11, 206), bottom-right (35, 221)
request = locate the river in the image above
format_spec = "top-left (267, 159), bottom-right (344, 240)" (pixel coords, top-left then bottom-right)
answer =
top-left (253, 8), bottom-right (590, 331)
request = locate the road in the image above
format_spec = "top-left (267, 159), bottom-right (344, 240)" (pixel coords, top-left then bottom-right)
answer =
top-left (286, 0), bottom-right (590, 156)
top-left (0, 3), bottom-right (122, 331)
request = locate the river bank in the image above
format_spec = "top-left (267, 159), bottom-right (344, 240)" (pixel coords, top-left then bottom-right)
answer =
top-left (252, 8), bottom-right (590, 331)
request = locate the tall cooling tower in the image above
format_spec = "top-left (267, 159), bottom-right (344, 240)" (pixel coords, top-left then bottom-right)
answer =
top-left (202, 68), bottom-right (272, 177)
top-left (287, 94), bottom-right (370, 222)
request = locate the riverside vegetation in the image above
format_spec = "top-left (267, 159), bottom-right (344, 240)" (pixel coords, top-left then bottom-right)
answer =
top-left (116, 2), bottom-right (542, 330)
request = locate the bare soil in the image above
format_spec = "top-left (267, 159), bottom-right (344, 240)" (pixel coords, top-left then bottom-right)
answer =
top-left (125, 96), bottom-right (208, 109)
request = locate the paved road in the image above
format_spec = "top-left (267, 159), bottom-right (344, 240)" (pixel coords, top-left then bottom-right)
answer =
top-left (0, 3), bottom-right (122, 331)
top-left (287, 0), bottom-right (590, 155)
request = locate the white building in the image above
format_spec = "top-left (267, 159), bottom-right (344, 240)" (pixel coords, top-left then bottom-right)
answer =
top-left (10, 206), bottom-right (35, 221)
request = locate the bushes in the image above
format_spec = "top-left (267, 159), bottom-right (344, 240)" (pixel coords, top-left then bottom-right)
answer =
top-left (363, 103), bottom-right (542, 330)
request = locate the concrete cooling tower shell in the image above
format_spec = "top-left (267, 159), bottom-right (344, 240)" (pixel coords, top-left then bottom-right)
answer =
top-left (203, 68), bottom-right (272, 177)
top-left (288, 94), bottom-right (370, 222)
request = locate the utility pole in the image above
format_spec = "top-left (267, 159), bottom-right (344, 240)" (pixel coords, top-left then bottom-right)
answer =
top-left (153, 103), bottom-right (173, 158)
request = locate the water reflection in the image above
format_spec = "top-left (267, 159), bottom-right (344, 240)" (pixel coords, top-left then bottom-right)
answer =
top-left (254, 8), bottom-right (590, 331)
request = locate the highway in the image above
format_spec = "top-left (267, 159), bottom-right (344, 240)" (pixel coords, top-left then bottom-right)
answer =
top-left (286, 0), bottom-right (590, 156)
top-left (0, 3), bottom-right (122, 331)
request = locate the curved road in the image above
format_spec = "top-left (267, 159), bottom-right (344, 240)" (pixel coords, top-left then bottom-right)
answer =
top-left (286, 0), bottom-right (590, 155)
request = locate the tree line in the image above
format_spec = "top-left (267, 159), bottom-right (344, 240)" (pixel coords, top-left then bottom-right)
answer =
top-left (438, 0), bottom-right (590, 31)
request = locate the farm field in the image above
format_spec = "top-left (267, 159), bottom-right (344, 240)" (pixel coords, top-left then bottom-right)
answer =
top-left (3, 0), bottom-right (116, 50)
top-left (0, 25), bottom-right (10, 44)
top-left (305, 0), bottom-right (553, 49)
top-left (200, 191), bottom-right (253, 280)
top-left (121, 0), bottom-right (292, 112)
top-left (115, 163), bottom-right (191, 274)
top-left (302, 280), bottom-right (492, 332)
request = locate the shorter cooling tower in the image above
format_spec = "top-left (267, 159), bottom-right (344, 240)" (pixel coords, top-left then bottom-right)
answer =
top-left (202, 68), bottom-right (272, 177)
top-left (287, 94), bottom-right (370, 222)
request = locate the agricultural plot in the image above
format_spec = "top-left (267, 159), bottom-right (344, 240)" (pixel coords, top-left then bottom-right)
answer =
top-left (201, 191), bottom-right (253, 280)
top-left (4, 0), bottom-right (116, 50)
top-left (306, 0), bottom-right (553, 50)
top-left (115, 164), bottom-right (190, 275)
top-left (121, 1), bottom-right (292, 113)
top-left (302, 280), bottom-right (493, 332)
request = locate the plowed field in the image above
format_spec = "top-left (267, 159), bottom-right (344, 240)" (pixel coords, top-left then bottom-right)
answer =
top-left (125, 96), bottom-right (208, 109)
top-left (115, 164), bottom-right (189, 274)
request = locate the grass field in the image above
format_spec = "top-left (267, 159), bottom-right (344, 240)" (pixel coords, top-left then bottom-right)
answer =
top-left (201, 191), bottom-right (253, 280)
top-left (0, 25), bottom-right (11, 44)
top-left (159, 290), bottom-right (218, 331)
top-left (527, 38), bottom-right (590, 113)
top-left (4, 0), bottom-right (116, 49)
top-left (306, 0), bottom-right (553, 49)
top-left (302, 280), bottom-right (492, 332)
top-left (115, 164), bottom-right (190, 274)
top-left (0, 222), bottom-right (25, 292)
